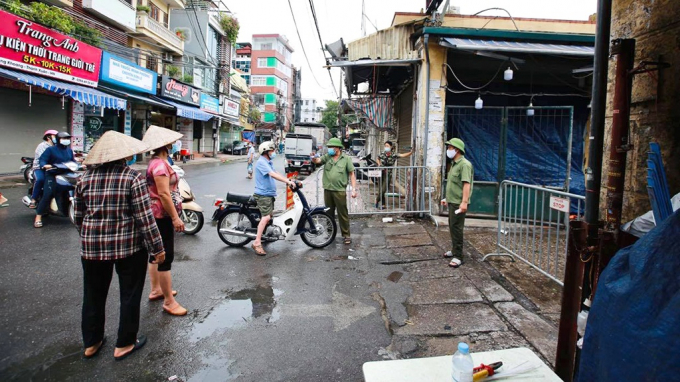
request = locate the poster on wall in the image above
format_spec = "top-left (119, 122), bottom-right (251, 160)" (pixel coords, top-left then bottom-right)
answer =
top-left (0, 10), bottom-right (102, 87)
top-left (124, 103), bottom-right (132, 136)
top-left (71, 102), bottom-right (84, 151)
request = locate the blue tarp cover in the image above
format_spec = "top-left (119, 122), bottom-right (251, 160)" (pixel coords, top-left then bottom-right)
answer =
top-left (577, 209), bottom-right (680, 381)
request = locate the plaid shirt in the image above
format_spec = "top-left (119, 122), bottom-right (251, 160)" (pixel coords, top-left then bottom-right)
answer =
top-left (74, 162), bottom-right (164, 260)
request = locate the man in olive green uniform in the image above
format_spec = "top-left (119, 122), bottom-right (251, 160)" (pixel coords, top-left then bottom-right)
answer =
top-left (442, 138), bottom-right (473, 268)
top-left (312, 138), bottom-right (357, 244)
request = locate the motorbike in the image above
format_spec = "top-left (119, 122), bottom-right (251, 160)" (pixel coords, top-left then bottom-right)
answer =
top-left (21, 161), bottom-right (82, 223)
top-left (171, 165), bottom-right (204, 235)
top-left (212, 181), bottom-right (337, 248)
top-left (354, 153), bottom-right (379, 182)
top-left (19, 156), bottom-right (33, 182)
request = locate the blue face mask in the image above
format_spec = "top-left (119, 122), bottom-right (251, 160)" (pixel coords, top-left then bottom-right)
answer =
top-left (270, 152), bottom-right (277, 160)
top-left (126, 156), bottom-right (137, 166)
top-left (328, 148), bottom-right (336, 156)
top-left (51, 137), bottom-right (57, 144)
top-left (384, 147), bottom-right (391, 153)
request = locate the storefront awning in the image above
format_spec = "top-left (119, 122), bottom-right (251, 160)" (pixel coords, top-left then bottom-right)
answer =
top-left (99, 86), bottom-right (172, 110)
top-left (150, 97), bottom-right (214, 121)
top-left (440, 38), bottom-right (594, 56)
top-left (0, 67), bottom-right (127, 110)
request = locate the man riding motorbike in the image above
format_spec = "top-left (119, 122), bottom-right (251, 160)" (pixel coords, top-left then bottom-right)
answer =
top-left (34, 132), bottom-right (76, 228)
top-left (28, 129), bottom-right (59, 209)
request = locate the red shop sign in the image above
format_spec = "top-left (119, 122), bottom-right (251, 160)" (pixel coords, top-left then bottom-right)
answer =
top-left (0, 10), bottom-right (102, 87)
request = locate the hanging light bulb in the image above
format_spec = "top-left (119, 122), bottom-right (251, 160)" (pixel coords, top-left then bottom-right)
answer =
top-left (527, 101), bottom-right (535, 116)
top-left (504, 66), bottom-right (513, 81)
top-left (475, 95), bottom-right (483, 110)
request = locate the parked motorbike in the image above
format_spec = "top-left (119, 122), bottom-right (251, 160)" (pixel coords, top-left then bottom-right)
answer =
top-left (354, 153), bottom-right (379, 182)
top-left (19, 156), bottom-right (33, 182)
top-left (21, 161), bottom-right (82, 223)
top-left (212, 181), bottom-right (337, 248)
top-left (171, 165), bottom-right (204, 235)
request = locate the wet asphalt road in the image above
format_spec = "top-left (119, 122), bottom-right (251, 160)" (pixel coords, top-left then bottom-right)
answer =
top-left (0, 157), bottom-right (391, 381)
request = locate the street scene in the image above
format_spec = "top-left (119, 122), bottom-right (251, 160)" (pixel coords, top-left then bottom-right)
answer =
top-left (1, 0), bottom-right (680, 381)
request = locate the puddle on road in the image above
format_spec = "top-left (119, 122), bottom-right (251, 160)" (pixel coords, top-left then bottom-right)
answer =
top-left (187, 355), bottom-right (236, 382)
top-left (189, 280), bottom-right (283, 343)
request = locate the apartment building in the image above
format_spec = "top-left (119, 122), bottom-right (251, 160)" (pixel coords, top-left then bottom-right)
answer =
top-left (233, 42), bottom-right (252, 85)
top-left (298, 98), bottom-right (322, 123)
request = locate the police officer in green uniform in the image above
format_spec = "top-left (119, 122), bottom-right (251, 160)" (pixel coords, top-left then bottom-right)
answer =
top-left (312, 138), bottom-right (357, 244)
top-left (441, 138), bottom-right (473, 268)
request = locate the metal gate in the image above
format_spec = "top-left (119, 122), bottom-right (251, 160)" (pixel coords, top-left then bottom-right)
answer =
top-left (444, 106), bottom-right (575, 217)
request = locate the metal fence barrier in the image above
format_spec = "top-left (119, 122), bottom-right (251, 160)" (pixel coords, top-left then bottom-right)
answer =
top-left (314, 165), bottom-right (435, 217)
top-left (483, 180), bottom-right (585, 286)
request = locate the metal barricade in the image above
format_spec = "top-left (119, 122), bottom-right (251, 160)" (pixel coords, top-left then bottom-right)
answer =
top-left (314, 165), bottom-right (435, 217)
top-left (483, 180), bottom-right (585, 286)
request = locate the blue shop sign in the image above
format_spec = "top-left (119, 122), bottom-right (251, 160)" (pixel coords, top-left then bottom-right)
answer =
top-left (100, 52), bottom-right (157, 95)
top-left (200, 93), bottom-right (220, 114)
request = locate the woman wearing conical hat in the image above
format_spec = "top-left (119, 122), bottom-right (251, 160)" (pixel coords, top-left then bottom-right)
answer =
top-left (75, 131), bottom-right (165, 360)
top-left (142, 125), bottom-right (188, 316)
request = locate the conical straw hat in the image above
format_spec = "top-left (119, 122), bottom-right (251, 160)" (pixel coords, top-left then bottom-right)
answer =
top-left (142, 125), bottom-right (183, 151)
top-left (83, 131), bottom-right (150, 165)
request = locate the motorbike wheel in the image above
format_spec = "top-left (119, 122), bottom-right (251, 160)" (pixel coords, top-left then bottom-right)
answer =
top-left (218, 211), bottom-right (256, 247)
top-left (300, 211), bottom-right (337, 248)
top-left (182, 210), bottom-right (204, 235)
top-left (23, 167), bottom-right (30, 182)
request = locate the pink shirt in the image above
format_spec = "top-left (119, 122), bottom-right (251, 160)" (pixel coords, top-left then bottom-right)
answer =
top-left (146, 157), bottom-right (179, 219)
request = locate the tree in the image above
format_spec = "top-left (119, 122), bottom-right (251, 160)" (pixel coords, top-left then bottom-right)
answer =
top-left (321, 100), bottom-right (352, 136)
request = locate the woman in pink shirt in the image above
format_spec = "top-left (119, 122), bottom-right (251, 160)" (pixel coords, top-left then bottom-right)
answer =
top-left (142, 126), bottom-right (187, 316)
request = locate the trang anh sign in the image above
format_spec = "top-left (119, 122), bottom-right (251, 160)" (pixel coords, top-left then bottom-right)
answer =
top-left (0, 10), bottom-right (102, 87)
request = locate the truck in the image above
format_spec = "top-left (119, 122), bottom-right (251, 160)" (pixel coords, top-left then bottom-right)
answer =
top-left (284, 133), bottom-right (317, 175)
top-left (293, 122), bottom-right (330, 152)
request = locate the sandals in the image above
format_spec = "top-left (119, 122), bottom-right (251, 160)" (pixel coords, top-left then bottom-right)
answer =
top-left (114, 335), bottom-right (147, 361)
top-left (443, 251), bottom-right (453, 258)
top-left (344, 237), bottom-right (352, 245)
top-left (34, 220), bottom-right (43, 228)
top-left (252, 243), bottom-right (267, 256)
top-left (148, 290), bottom-right (177, 301)
top-left (448, 258), bottom-right (463, 268)
top-left (83, 337), bottom-right (106, 359)
top-left (29, 201), bottom-right (36, 209)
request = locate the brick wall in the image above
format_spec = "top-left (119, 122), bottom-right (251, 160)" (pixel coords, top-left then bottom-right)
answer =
top-left (603, 0), bottom-right (680, 221)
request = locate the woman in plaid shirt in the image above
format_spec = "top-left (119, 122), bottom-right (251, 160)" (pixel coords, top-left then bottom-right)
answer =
top-left (75, 131), bottom-right (165, 361)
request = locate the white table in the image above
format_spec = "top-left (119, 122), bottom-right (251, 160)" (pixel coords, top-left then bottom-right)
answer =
top-left (363, 347), bottom-right (561, 382)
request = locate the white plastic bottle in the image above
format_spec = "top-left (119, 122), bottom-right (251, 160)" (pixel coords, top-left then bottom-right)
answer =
top-left (451, 342), bottom-right (474, 382)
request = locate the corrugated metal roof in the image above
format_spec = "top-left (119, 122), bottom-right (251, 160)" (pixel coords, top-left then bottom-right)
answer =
top-left (440, 37), bottom-right (594, 56)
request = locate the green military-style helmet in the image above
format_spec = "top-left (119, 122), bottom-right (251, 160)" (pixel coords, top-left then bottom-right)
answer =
top-left (327, 137), bottom-right (344, 148)
top-left (445, 138), bottom-right (465, 154)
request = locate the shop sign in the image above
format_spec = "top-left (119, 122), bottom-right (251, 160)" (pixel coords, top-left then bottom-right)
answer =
top-left (160, 75), bottom-right (200, 106)
top-left (100, 52), bottom-right (156, 94)
top-left (200, 93), bottom-right (220, 114)
top-left (223, 97), bottom-right (240, 118)
top-left (0, 10), bottom-right (102, 87)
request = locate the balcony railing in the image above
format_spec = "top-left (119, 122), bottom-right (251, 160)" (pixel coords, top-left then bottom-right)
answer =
top-left (136, 12), bottom-right (184, 54)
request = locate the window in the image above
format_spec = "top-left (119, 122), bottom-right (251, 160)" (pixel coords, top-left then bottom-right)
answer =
top-left (149, 3), bottom-right (167, 27)
top-left (264, 93), bottom-right (277, 104)
top-left (206, 27), bottom-right (218, 61)
top-left (305, 100), bottom-right (309, 106)
top-left (260, 43), bottom-right (272, 50)
top-left (257, 58), bottom-right (267, 67)
top-left (263, 112), bottom-right (276, 122)
top-left (253, 94), bottom-right (265, 105)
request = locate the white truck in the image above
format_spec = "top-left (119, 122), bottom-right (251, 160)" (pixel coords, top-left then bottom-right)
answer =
top-left (284, 134), bottom-right (317, 174)
top-left (293, 122), bottom-right (329, 151)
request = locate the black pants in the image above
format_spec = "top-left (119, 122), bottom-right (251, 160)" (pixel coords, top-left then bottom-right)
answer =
top-left (155, 217), bottom-right (175, 272)
top-left (81, 250), bottom-right (148, 348)
top-left (448, 204), bottom-right (467, 260)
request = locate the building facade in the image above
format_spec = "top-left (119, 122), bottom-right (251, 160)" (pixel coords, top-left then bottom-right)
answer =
top-left (298, 98), bottom-right (322, 123)
top-left (233, 42), bottom-right (252, 85)
top-left (250, 34), bottom-right (294, 133)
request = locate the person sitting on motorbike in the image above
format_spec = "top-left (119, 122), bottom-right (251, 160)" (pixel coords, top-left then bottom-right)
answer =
top-left (34, 131), bottom-right (76, 228)
top-left (28, 129), bottom-right (58, 209)
top-left (251, 141), bottom-right (296, 256)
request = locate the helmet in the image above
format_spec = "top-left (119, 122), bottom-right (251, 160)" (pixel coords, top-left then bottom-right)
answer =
top-left (327, 137), bottom-right (343, 148)
top-left (57, 132), bottom-right (72, 139)
top-left (445, 138), bottom-right (465, 154)
top-left (43, 129), bottom-right (58, 140)
top-left (259, 141), bottom-right (276, 155)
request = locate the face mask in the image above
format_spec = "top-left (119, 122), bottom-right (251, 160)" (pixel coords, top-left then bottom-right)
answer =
top-left (60, 139), bottom-right (71, 146)
top-left (51, 137), bottom-right (57, 144)
top-left (126, 156), bottom-right (137, 166)
top-left (328, 148), bottom-right (336, 156)
top-left (384, 147), bottom-right (391, 153)
top-left (446, 148), bottom-right (457, 159)
top-left (269, 152), bottom-right (277, 160)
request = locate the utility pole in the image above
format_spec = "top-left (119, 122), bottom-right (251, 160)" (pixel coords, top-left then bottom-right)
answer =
top-left (337, 70), bottom-right (343, 146)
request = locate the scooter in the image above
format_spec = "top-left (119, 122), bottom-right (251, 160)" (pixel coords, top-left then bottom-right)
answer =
top-left (354, 153), bottom-right (379, 182)
top-left (19, 156), bottom-right (33, 182)
top-left (212, 181), bottom-right (337, 248)
top-left (171, 165), bottom-right (204, 235)
top-left (22, 161), bottom-right (82, 224)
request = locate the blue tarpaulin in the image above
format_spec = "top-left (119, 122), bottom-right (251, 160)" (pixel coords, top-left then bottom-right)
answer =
top-left (242, 132), bottom-right (255, 142)
top-left (577, 209), bottom-right (680, 381)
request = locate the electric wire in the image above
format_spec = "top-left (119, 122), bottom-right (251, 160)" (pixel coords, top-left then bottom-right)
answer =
top-left (286, 0), bottom-right (327, 89)
top-left (444, 62), bottom-right (507, 91)
top-left (444, 87), bottom-right (590, 98)
top-left (307, 0), bottom-right (339, 98)
top-left (473, 8), bottom-right (521, 31)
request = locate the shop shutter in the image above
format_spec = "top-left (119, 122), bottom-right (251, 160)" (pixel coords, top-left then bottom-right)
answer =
top-left (396, 83), bottom-right (414, 167)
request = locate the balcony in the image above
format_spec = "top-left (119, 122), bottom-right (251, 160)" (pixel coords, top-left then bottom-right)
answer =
top-left (134, 12), bottom-right (184, 55)
top-left (41, 0), bottom-right (74, 7)
top-left (83, 0), bottom-right (136, 32)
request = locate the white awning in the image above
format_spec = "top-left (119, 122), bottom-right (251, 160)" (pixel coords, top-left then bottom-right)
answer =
top-left (327, 59), bottom-right (421, 68)
top-left (440, 38), bottom-right (594, 57)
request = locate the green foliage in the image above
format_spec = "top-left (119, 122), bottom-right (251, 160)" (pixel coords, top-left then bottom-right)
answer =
top-left (249, 108), bottom-right (261, 124)
top-left (321, 100), bottom-right (351, 129)
top-left (219, 14), bottom-right (240, 45)
top-left (136, 5), bottom-right (150, 13)
top-left (0, 0), bottom-right (102, 47)
top-left (182, 74), bottom-right (194, 84)
top-left (166, 65), bottom-right (180, 79)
